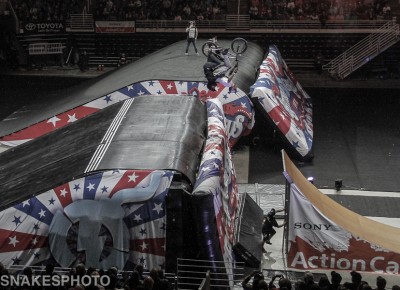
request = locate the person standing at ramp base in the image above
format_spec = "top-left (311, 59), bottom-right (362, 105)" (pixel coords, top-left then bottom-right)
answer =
top-left (185, 21), bottom-right (199, 56)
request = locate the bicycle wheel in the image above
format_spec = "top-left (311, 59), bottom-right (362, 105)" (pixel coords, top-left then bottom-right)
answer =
top-left (231, 38), bottom-right (248, 54)
top-left (202, 41), bottom-right (218, 57)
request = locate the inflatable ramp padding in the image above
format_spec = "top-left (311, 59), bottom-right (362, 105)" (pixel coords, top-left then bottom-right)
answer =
top-left (0, 95), bottom-right (206, 210)
top-left (250, 45), bottom-right (313, 161)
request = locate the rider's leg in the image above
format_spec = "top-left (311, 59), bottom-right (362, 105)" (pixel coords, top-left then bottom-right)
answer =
top-left (226, 63), bottom-right (238, 79)
top-left (208, 53), bottom-right (224, 66)
top-left (222, 54), bottom-right (232, 69)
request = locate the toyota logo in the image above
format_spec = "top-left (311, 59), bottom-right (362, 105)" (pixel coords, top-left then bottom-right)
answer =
top-left (25, 23), bottom-right (36, 31)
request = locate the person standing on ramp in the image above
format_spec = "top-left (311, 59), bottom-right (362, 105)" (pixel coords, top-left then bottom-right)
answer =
top-left (185, 21), bottom-right (199, 56)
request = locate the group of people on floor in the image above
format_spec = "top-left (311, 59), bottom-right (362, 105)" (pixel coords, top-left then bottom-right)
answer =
top-left (0, 262), bottom-right (172, 290)
top-left (242, 269), bottom-right (399, 290)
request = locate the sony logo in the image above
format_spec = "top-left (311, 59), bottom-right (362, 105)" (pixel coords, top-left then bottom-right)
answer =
top-left (294, 222), bottom-right (333, 231)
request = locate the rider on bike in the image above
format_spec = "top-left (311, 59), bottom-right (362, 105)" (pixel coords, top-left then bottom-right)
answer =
top-left (203, 46), bottom-right (236, 93)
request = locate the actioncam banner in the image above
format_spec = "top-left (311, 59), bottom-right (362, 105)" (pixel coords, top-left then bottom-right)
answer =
top-left (283, 151), bottom-right (400, 274)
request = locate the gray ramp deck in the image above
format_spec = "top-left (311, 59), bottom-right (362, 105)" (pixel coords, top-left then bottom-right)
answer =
top-left (0, 95), bottom-right (206, 210)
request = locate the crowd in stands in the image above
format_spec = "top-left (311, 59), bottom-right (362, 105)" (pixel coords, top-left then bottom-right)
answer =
top-left (10, 0), bottom-right (85, 23)
top-left (248, 0), bottom-right (393, 22)
top-left (93, 0), bottom-right (228, 21)
top-left (7, 0), bottom-right (395, 24)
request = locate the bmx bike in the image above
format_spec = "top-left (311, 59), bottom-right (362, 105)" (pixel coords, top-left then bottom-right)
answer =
top-left (202, 37), bottom-right (248, 82)
top-left (201, 37), bottom-right (248, 57)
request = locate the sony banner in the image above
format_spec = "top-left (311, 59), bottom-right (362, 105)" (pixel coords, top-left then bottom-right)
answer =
top-left (95, 21), bottom-right (135, 33)
top-left (288, 184), bottom-right (400, 274)
top-left (23, 22), bottom-right (65, 34)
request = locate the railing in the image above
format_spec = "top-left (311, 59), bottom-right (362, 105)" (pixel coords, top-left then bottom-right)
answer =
top-left (7, 265), bottom-right (177, 288)
top-left (28, 42), bottom-right (64, 55)
top-left (176, 258), bottom-right (245, 290)
top-left (64, 15), bottom-right (394, 34)
top-left (225, 14), bottom-right (250, 30)
top-left (323, 19), bottom-right (400, 79)
top-left (135, 19), bottom-right (226, 30)
top-left (249, 19), bottom-right (390, 30)
top-left (8, 265), bottom-right (72, 275)
top-left (66, 14), bottom-right (94, 32)
top-left (135, 19), bottom-right (391, 32)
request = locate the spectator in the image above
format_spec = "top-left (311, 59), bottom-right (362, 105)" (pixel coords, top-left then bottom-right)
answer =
top-left (149, 268), bottom-right (161, 290)
top-left (78, 49), bottom-right (89, 72)
top-left (157, 268), bottom-right (171, 290)
top-left (314, 51), bottom-right (324, 74)
top-left (162, 0), bottom-right (172, 16)
top-left (126, 270), bottom-right (144, 289)
top-left (182, 3), bottom-right (191, 19)
top-left (258, 280), bottom-right (270, 290)
top-left (135, 264), bottom-right (145, 281)
top-left (287, 0), bottom-right (296, 13)
top-left (143, 276), bottom-right (154, 290)
top-left (374, 276), bottom-right (387, 290)
top-left (382, 3), bottom-right (391, 19)
top-left (319, 276), bottom-right (331, 290)
top-left (249, 4), bottom-right (259, 19)
top-left (295, 280), bottom-right (307, 290)
top-left (43, 263), bottom-right (60, 290)
top-left (303, 272), bottom-right (317, 290)
top-left (280, 278), bottom-right (293, 290)
top-left (242, 270), bottom-right (265, 290)
top-left (268, 274), bottom-right (286, 290)
top-left (75, 263), bottom-right (86, 279)
top-left (174, 13), bottom-right (182, 21)
top-left (330, 271), bottom-right (342, 290)
top-left (343, 271), bottom-right (362, 290)
top-left (319, 10), bottom-right (328, 27)
top-left (118, 52), bottom-right (127, 67)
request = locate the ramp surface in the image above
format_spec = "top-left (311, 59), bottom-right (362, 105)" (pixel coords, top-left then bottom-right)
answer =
top-left (0, 95), bottom-right (206, 210)
top-left (0, 39), bottom-right (264, 137)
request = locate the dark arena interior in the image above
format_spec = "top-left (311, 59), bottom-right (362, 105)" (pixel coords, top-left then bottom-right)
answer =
top-left (0, 0), bottom-right (400, 289)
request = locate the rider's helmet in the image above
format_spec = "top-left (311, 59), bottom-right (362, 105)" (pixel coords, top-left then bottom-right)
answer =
top-left (209, 36), bottom-right (217, 43)
top-left (207, 81), bottom-right (218, 92)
